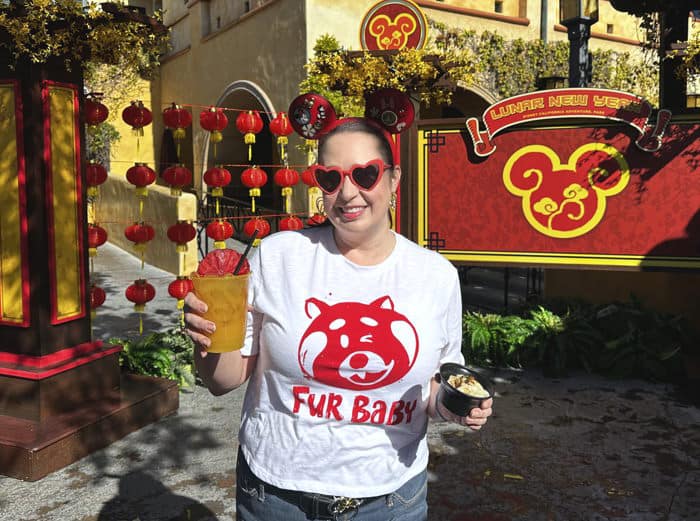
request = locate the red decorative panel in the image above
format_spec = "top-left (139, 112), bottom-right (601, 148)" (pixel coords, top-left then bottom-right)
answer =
top-left (417, 91), bottom-right (700, 269)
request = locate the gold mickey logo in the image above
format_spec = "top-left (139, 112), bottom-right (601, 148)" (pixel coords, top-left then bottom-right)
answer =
top-left (368, 13), bottom-right (417, 50)
top-left (503, 143), bottom-right (630, 239)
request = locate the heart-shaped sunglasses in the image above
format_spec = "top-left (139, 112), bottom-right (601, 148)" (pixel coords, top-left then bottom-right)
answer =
top-left (311, 159), bottom-right (392, 195)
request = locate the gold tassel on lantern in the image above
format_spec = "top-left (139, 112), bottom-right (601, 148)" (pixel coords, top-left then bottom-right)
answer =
top-left (213, 186), bottom-right (222, 215)
top-left (210, 130), bottom-right (223, 158)
top-left (282, 187), bottom-right (292, 214)
top-left (249, 188), bottom-right (260, 213)
top-left (244, 133), bottom-right (256, 161)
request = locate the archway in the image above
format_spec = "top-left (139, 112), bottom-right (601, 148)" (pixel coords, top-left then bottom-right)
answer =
top-left (204, 81), bottom-right (278, 211)
top-left (196, 82), bottom-right (283, 249)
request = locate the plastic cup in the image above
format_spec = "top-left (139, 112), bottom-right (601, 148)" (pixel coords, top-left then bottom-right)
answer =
top-left (191, 272), bottom-right (250, 353)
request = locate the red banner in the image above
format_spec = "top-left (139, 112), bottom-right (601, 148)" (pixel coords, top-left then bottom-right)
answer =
top-left (465, 88), bottom-right (672, 157)
top-left (417, 117), bottom-right (700, 270)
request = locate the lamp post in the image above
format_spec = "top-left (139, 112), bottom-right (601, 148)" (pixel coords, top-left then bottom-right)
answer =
top-left (560, 0), bottom-right (599, 87)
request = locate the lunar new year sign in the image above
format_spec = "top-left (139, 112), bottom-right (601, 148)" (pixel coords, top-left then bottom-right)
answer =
top-left (417, 88), bottom-right (700, 270)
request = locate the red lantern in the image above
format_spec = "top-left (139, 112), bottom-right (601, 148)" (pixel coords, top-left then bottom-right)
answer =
top-left (90, 284), bottom-right (106, 318)
top-left (125, 279), bottom-right (156, 313)
top-left (168, 276), bottom-right (194, 326)
top-left (85, 94), bottom-right (109, 126)
top-left (87, 224), bottom-right (107, 257)
top-left (206, 219), bottom-right (233, 249)
top-left (125, 280), bottom-right (156, 309)
top-left (167, 221), bottom-right (197, 253)
top-left (274, 167), bottom-right (299, 214)
top-left (161, 164), bottom-right (192, 196)
top-left (162, 103), bottom-right (192, 140)
top-left (301, 167), bottom-right (317, 187)
top-left (86, 160), bottom-right (108, 197)
top-left (122, 100), bottom-right (153, 135)
top-left (301, 166), bottom-right (324, 225)
top-left (124, 223), bottom-right (155, 253)
top-left (203, 166), bottom-right (232, 198)
top-left (241, 166), bottom-right (268, 213)
top-left (270, 111), bottom-right (293, 161)
top-left (279, 215), bottom-right (304, 231)
top-left (243, 217), bottom-right (270, 246)
top-left (203, 165), bottom-right (231, 216)
top-left (163, 102), bottom-right (192, 161)
top-left (200, 106), bottom-right (229, 157)
top-left (126, 163), bottom-right (156, 197)
top-left (236, 110), bottom-right (264, 161)
top-left (168, 276), bottom-right (194, 310)
top-left (307, 213), bottom-right (327, 226)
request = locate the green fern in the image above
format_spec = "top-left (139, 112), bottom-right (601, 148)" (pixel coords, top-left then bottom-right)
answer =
top-left (110, 328), bottom-right (195, 389)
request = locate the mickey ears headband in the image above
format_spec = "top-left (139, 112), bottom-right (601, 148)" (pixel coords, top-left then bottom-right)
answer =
top-left (288, 88), bottom-right (415, 141)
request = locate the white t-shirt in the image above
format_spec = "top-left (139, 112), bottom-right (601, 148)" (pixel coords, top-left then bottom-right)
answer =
top-left (238, 226), bottom-right (464, 497)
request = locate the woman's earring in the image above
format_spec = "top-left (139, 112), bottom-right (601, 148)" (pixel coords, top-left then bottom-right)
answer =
top-left (390, 192), bottom-right (397, 210)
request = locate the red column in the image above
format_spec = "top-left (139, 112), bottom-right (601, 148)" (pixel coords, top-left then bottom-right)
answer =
top-left (0, 55), bottom-right (178, 482)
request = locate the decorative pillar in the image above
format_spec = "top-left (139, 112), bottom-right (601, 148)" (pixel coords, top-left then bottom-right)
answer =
top-left (0, 54), bottom-right (178, 481)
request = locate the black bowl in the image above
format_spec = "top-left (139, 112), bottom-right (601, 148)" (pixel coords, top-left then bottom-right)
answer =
top-left (437, 363), bottom-right (494, 417)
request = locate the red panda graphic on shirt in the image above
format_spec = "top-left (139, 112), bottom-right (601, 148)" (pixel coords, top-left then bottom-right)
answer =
top-left (298, 296), bottom-right (419, 391)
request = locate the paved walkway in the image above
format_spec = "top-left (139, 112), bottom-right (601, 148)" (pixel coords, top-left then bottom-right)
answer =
top-left (1, 243), bottom-right (699, 520)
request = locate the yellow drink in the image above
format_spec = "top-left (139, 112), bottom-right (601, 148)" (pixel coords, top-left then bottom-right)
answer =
top-left (191, 272), bottom-right (250, 353)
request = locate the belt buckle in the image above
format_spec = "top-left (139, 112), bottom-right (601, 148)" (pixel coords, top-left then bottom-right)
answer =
top-left (329, 496), bottom-right (361, 515)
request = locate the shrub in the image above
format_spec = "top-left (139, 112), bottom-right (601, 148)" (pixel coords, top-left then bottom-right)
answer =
top-left (462, 299), bottom-right (690, 382)
top-left (463, 312), bottom-right (535, 367)
top-left (109, 328), bottom-right (195, 389)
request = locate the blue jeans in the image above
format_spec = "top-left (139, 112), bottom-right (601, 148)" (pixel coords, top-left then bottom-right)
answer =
top-left (236, 448), bottom-right (428, 521)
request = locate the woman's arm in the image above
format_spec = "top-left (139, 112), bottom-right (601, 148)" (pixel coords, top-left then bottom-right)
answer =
top-left (428, 267), bottom-right (493, 429)
top-left (427, 376), bottom-right (441, 419)
top-left (185, 292), bottom-right (258, 395)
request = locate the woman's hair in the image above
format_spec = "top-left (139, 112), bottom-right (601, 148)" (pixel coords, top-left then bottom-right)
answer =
top-left (317, 118), bottom-right (394, 166)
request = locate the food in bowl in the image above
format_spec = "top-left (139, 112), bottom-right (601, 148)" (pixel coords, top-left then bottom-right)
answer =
top-left (438, 363), bottom-right (494, 417)
top-left (447, 373), bottom-right (490, 398)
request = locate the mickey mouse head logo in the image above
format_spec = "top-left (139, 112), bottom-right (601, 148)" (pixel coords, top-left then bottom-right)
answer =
top-left (298, 296), bottom-right (419, 391)
top-left (503, 143), bottom-right (630, 239)
top-left (288, 93), bottom-right (337, 139)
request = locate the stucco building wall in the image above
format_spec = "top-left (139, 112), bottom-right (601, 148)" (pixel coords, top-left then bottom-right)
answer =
top-left (158, 0), bottom-right (308, 193)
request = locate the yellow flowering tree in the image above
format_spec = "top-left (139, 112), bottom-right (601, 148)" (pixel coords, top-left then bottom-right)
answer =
top-left (1, 1), bottom-right (169, 161)
top-left (0, 1), bottom-right (167, 75)
top-left (300, 34), bottom-right (475, 117)
top-left (302, 22), bottom-right (659, 113)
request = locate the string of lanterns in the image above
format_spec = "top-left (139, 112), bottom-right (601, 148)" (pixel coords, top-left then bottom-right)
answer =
top-left (85, 93), bottom-right (110, 321)
top-left (121, 100), bottom-right (156, 332)
top-left (87, 97), bottom-right (328, 334)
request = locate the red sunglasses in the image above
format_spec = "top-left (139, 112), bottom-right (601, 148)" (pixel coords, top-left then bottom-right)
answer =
top-left (312, 159), bottom-right (392, 195)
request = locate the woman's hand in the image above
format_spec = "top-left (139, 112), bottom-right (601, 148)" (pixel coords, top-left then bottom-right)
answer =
top-left (184, 294), bottom-right (258, 394)
top-left (437, 397), bottom-right (493, 431)
top-left (184, 292), bottom-right (215, 357)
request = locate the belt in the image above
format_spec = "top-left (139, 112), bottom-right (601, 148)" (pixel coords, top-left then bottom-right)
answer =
top-left (264, 481), bottom-right (384, 519)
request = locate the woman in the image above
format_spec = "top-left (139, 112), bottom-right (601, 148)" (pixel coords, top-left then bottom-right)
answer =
top-left (185, 117), bottom-right (493, 520)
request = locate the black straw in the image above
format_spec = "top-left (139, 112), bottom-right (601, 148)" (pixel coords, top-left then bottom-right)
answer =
top-left (233, 229), bottom-right (258, 275)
